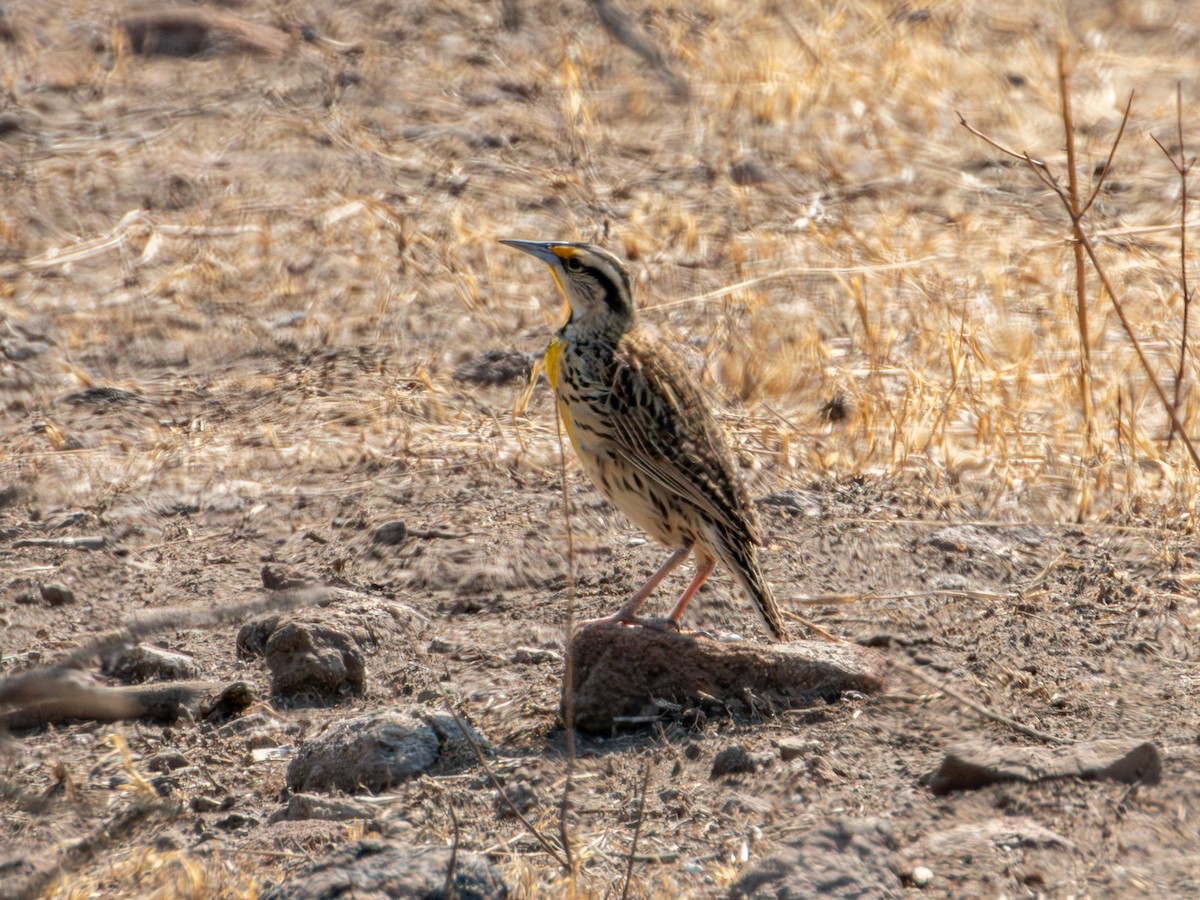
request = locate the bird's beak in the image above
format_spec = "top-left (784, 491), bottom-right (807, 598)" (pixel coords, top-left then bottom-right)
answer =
top-left (498, 239), bottom-right (562, 266)
top-left (500, 239), bottom-right (572, 325)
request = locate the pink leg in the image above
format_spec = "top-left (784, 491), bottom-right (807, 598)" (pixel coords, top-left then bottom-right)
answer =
top-left (667, 552), bottom-right (716, 625)
top-left (610, 545), bottom-right (691, 623)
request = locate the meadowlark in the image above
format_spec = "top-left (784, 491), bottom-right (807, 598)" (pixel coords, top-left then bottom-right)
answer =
top-left (500, 240), bottom-right (789, 641)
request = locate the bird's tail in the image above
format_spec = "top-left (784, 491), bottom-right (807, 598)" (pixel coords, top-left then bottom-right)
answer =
top-left (720, 538), bottom-right (790, 641)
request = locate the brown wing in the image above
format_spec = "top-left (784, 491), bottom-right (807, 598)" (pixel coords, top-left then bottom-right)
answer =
top-left (606, 328), bottom-right (762, 545)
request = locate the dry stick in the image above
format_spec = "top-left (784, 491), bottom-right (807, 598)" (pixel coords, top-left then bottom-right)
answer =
top-left (957, 104), bottom-right (1200, 475)
top-left (619, 758), bottom-right (655, 900)
top-left (446, 708), bottom-right (569, 869)
top-left (589, 0), bottom-right (689, 101)
top-left (1057, 42), bottom-right (1097, 453)
top-left (554, 407), bottom-right (579, 881)
top-left (889, 656), bottom-right (1069, 745)
top-left (1150, 83), bottom-right (1195, 446)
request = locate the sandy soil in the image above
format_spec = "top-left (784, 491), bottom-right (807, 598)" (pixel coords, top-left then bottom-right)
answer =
top-left (2, 1), bottom-right (1199, 896)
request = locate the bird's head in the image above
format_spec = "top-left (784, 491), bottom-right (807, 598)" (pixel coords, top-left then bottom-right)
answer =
top-left (500, 240), bottom-right (635, 332)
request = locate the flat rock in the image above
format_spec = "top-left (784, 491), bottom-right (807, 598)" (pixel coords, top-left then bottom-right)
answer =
top-left (269, 793), bottom-right (379, 824)
top-left (730, 818), bottom-right (901, 899)
top-left (286, 708), bottom-right (488, 794)
top-left (565, 623), bottom-right (886, 732)
top-left (929, 739), bottom-right (1162, 795)
top-left (263, 839), bottom-right (508, 900)
top-left (102, 643), bottom-right (202, 683)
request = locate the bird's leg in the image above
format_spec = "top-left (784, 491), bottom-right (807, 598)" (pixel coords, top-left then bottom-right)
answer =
top-left (579, 545), bottom-right (691, 630)
top-left (666, 552), bottom-right (716, 626)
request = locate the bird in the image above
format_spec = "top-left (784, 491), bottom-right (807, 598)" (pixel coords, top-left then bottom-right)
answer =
top-left (499, 240), bottom-right (789, 641)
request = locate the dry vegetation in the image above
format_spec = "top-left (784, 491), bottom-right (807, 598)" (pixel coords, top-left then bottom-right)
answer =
top-left (2, 0), bottom-right (1200, 897)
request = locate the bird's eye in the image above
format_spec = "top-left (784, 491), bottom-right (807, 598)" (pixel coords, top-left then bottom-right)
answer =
top-left (566, 257), bottom-right (582, 272)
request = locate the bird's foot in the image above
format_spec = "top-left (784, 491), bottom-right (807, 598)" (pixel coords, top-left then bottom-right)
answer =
top-left (576, 614), bottom-right (681, 634)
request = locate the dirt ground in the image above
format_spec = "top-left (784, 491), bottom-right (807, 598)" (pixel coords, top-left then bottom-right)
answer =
top-left (2, 1), bottom-right (1200, 897)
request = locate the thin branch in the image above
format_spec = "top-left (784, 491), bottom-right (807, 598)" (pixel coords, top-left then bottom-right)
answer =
top-left (890, 656), bottom-right (1070, 745)
top-left (960, 100), bottom-right (1200, 474)
top-left (589, 0), bottom-right (689, 101)
top-left (448, 708), bottom-right (570, 868)
top-left (1057, 42), bottom-right (1097, 455)
top-left (1151, 82), bottom-right (1195, 444)
top-left (1080, 91), bottom-right (1134, 216)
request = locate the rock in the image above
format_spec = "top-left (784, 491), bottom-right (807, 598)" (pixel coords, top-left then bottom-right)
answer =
top-left (910, 865), bottom-right (933, 887)
top-left (928, 739), bottom-right (1162, 795)
top-left (370, 520), bottom-right (407, 546)
top-left (452, 348), bottom-right (537, 386)
top-left (39, 582), bottom-right (75, 606)
top-left (286, 708), bottom-right (488, 794)
top-left (102, 643), bottom-right (202, 683)
top-left (730, 818), bottom-right (901, 899)
top-left (269, 793), bottom-right (379, 824)
top-left (511, 646), bottom-right (562, 665)
top-left (565, 623), bottom-right (887, 732)
top-left (711, 745), bottom-right (758, 779)
top-left (122, 10), bottom-right (291, 57)
top-left (777, 737), bottom-right (822, 761)
top-left (263, 840), bottom-right (508, 900)
top-left (199, 681), bottom-right (257, 721)
top-left (265, 621), bottom-right (367, 701)
top-left (237, 604), bottom-right (406, 703)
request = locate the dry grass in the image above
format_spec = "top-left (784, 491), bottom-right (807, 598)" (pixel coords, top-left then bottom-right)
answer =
top-left (3, 0), bottom-right (1200, 896)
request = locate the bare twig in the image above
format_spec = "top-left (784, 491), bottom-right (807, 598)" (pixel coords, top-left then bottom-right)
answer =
top-left (620, 757), bottom-right (655, 900)
top-left (448, 708), bottom-right (570, 868)
top-left (1150, 83), bottom-right (1195, 445)
top-left (889, 656), bottom-right (1069, 745)
top-left (589, 0), bottom-right (689, 101)
top-left (1057, 43), bottom-right (1097, 452)
top-left (959, 88), bottom-right (1200, 475)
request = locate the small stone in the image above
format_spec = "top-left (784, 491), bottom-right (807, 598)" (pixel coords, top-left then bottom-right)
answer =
top-left (40, 582), bottom-right (75, 606)
top-left (371, 520), bottom-right (407, 546)
top-left (711, 745), bottom-right (757, 779)
top-left (511, 646), bottom-right (562, 665)
top-left (911, 865), bottom-right (934, 887)
top-left (452, 348), bottom-right (537, 386)
top-left (102, 644), bottom-right (202, 683)
top-left (778, 738), bottom-right (822, 761)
